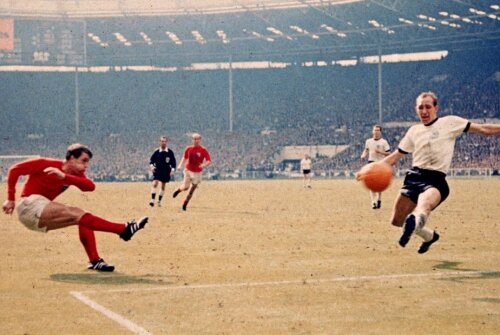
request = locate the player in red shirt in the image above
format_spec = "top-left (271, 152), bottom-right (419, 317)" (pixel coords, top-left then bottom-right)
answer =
top-left (2, 143), bottom-right (148, 272)
top-left (172, 133), bottom-right (212, 211)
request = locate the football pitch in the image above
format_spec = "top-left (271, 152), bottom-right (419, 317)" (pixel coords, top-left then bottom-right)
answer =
top-left (1, 178), bottom-right (499, 334)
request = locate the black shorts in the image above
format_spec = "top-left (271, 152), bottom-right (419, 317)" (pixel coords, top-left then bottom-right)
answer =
top-left (401, 167), bottom-right (449, 205)
top-left (153, 171), bottom-right (171, 183)
top-left (303, 169), bottom-right (311, 175)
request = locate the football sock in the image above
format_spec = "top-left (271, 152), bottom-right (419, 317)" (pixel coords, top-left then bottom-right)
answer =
top-left (185, 184), bottom-right (197, 204)
top-left (151, 186), bottom-right (157, 200)
top-left (159, 191), bottom-right (164, 202)
top-left (79, 225), bottom-right (100, 262)
top-left (414, 212), bottom-right (428, 231)
top-left (416, 227), bottom-right (434, 242)
top-left (78, 213), bottom-right (125, 235)
top-left (369, 191), bottom-right (377, 203)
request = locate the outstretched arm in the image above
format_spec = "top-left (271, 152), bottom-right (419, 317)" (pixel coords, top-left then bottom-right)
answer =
top-left (468, 123), bottom-right (500, 136)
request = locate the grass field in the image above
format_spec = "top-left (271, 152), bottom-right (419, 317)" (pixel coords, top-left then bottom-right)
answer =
top-left (0, 178), bottom-right (499, 334)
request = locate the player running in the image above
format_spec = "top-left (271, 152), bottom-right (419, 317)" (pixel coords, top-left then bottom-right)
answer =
top-left (360, 125), bottom-right (391, 209)
top-left (172, 133), bottom-right (211, 211)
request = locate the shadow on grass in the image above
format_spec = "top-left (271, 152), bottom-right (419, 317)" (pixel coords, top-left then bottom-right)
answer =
top-left (49, 272), bottom-right (178, 285)
top-left (473, 297), bottom-right (500, 304)
top-left (433, 260), bottom-right (477, 272)
top-left (433, 260), bottom-right (500, 283)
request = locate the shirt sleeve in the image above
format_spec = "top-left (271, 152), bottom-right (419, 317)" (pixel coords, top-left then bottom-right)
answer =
top-left (170, 150), bottom-right (177, 170)
top-left (445, 115), bottom-right (470, 138)
top-left (64, 173), bottom-right (95, 192)
top-left (6, 158), bottom-right (47, 201)
top-left (384, 139), bottom-right (390, 152)
top-left (398, 126), bottom-right (415, 154)
top-left (149, 151), bottom-right (157, 166)
top-left (203, 148), bottom-right (212, 162)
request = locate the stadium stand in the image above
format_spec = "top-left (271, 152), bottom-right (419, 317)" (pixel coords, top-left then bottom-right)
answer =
top-left (0, 48), bottom-right (498, 180)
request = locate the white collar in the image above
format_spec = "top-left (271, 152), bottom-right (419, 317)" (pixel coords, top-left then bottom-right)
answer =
top-left (159, 147), bottom-right (168, 152)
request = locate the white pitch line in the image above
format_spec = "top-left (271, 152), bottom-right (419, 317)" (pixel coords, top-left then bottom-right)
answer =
top-left (79, 270), bottom-right (496, 294)
top-left (70, 270), bottom-right (495, 334)
top-left (70, 291), bottom-right (153, 335)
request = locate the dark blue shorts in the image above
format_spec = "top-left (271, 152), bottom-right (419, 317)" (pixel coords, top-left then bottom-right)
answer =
top-left (153, 171), bottom-right (171, 183)
top-left (401, 167), bottom-right (449, 205)
top-left (303, 169), bottom-right (311, 175)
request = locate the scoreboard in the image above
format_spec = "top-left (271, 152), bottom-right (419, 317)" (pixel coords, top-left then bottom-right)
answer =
top-left (0, 18), bottom-right (85, 66)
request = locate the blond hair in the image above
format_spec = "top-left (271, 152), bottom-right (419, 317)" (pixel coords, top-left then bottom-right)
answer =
top-left (416, 91), bottom-right (438, 106)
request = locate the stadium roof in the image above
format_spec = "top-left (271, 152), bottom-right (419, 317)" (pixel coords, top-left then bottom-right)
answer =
top-left (1, 0), bottom-right (499, 66)
top-left (2, 1), bottom-right (366, 17)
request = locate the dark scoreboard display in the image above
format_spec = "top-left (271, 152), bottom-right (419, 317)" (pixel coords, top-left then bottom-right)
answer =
top-left (0, 19), bottom-right (85, 66)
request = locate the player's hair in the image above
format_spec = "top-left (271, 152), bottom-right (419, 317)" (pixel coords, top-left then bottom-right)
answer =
top-left (66, 143), bottom-right (93, 160)
top-left (416, 91), bottom-right (438, 106)
top-left (191, 133), bottom-right (202, 140)
top-left (160, 136), bottom-right (168, 141)
top-left (373, 124), bottom-right (382, 131)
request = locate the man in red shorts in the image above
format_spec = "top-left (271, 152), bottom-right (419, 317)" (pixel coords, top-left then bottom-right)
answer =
top-left (172, 133), bottom-right (212, 211)
top-left (2, 143), bottom-right (148, 272)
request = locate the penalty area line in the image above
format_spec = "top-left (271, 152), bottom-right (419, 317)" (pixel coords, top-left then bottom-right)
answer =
top-left (69, 270), bottom-right (495, 333)
top-left (70, 291), bottom-right (153, 335)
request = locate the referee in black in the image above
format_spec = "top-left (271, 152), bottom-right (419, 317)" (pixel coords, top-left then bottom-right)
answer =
top-left (149, 136), bottom-right (176, 207)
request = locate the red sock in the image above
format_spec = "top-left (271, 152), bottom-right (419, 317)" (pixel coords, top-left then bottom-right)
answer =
top-left (78, 213), bottom-right (125, 235)
top-left (79, 226), bottom-right (100, 262)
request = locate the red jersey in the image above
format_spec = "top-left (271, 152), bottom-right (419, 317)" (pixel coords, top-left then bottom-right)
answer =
top-left (7, 158), bottom-right (95, 201)
top-left (183, 145), bottom-right (211, 173)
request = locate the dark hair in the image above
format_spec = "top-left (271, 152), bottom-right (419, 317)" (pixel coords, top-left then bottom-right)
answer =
top-left (66, 143), bottom-right (93, 160)
top-left (373, 124), bottom-right (382, 131)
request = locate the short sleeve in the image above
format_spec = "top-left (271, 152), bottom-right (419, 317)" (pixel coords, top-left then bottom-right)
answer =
top-left (398, 127), bottom-right (415, 154)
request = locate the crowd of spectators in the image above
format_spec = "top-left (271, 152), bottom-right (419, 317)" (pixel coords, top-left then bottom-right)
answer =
top-left (1, 48), bottom-right (498, 180)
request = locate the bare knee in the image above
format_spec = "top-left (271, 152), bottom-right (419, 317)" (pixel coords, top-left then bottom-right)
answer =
top-left (64, 206), bottom-right (86, 224)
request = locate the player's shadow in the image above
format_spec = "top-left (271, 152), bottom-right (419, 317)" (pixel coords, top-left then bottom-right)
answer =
top-left (433, 260), bottom-right (500, 283)
top-left (49, 272), bottom-right (178, 285)
top-left (433, 260), bottom-right (477, 272)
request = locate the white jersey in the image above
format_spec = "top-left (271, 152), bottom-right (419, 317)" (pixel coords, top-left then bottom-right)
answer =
top-left (364, 138), bottom-right (390, 162)
top-left (300, 158), bottom-right (312, 170)
top-left (399, 116), bottom-right (469, 173)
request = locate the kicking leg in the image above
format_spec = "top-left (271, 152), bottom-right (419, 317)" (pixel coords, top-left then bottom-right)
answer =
top-left (412, 188), bottom-right (441, 253)
top-left (39, 202), bottom-right (147, 241)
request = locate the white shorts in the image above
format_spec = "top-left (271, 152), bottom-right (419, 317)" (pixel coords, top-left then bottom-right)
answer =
top-left (181, 170), bottom-right (202, 189)
top-left (16, 195), bottom-right (50, 233)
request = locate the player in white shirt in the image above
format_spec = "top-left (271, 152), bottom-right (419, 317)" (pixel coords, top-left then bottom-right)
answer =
top-left (300, 154), bottom-right (313, 188)
top-left (383, 91), bottom-right (500, 253)
top-left (360, 125), bottom-right (391, 209)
